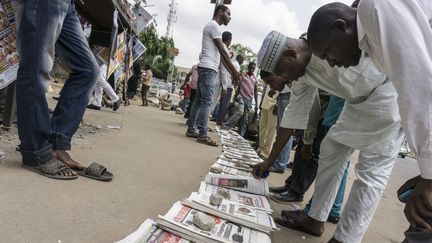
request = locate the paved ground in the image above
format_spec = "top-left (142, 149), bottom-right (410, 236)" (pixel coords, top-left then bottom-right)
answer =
top-left (0, 93), bottom-right (418, 242)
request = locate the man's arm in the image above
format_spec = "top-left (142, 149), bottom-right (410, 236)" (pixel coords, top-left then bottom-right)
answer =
top-left (253, 83), bottom-right (259, 112)
top-left (253, 79), bottom-right (320, 178)
top-left (214, 39), bottom-right (240, 85)
top-left (359, 0), bottom-right (432, 229)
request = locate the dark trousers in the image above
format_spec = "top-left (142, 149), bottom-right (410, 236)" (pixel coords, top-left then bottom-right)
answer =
top-left (284, 120), bottom-right (327, 198)
top-left (216, 87), bottom-right (233, 124)
top-left (184, 88), bottom-right (196, 118)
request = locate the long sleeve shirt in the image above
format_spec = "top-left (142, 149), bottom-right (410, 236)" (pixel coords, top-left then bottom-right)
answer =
top-left (357, 0), bottom-right (432, 178)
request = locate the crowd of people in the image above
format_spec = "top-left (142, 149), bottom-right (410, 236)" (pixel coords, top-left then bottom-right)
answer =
top-left (6, 0), bottom-right (432, 242)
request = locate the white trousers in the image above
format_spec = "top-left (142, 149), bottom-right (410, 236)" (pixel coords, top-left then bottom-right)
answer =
top-left (209, 84), bottom-right (222, 116)
top-left (92, 78), bottom-right (119, 107)
top-left (308, 136), bottom-right (397, 243)
top-left (258, 108), bottom-right (277, 158)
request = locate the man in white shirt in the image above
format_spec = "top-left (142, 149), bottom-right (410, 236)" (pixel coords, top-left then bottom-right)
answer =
top-left (307, 0), bottom-right (432, 236)
top-left (253, 31), bottom-right (403, 243)
top-left (186, 4), bottom-right (240, 146)
top-left (87, 63), bottom-right (120, 111)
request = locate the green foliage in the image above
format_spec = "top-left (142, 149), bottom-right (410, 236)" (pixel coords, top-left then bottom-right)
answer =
top-left (230, 43), bottom-right (257, 72)
top-left (137, 22), bottom-right (175, 80)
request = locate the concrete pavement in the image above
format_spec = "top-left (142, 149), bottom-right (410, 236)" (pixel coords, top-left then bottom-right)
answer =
top-left (0, 95), bottom-right (416, 242)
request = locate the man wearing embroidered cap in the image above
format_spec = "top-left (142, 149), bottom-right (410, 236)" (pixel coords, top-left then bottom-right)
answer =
top-left (252, 30), bottom-right (403, 243)
top-left (185, 4), bottom-right (240, 146)
top-left (306, 1), bottom-right (432, 236)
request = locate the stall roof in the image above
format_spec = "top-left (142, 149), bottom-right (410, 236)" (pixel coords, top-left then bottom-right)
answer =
top-left (75, 0), bottom-right (134, 32)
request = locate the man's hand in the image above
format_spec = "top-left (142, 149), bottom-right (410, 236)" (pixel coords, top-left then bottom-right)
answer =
top-left (301, 144), bottom-right (313, 160)
top-left (252, 160), bottom-right (271, 179)
top-left (232, 72), bottom-right (241, 87)
top-left (268, 89), bottom-right (276, 98)
top-left (404, 178), bottom-right (432, 229)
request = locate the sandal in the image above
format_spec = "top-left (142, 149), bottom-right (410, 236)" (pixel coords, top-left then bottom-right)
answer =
top-left (186, 132), bottom-right (198, 138)
top-left (196, 136), bottom-right (218, 147)
top-left (74, 162), bottom-right (113, 181)
top-left (23, 159), bottom-right (78, 180)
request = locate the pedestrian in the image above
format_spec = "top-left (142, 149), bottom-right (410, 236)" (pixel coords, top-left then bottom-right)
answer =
top-left (186, 4), bottom-right (240, 146)
top-left (180, 80), bottom-right (191, 112)
top-left (126, 62), bottom-right (141, 105)
top-left (87, 60), bottom-right (121, 111)
top-left (184, 64), bottom-right (198, 118)
top-left (257, 86), bottom-right (278, 160)
top-left (12, 0), bottom-right (112, 180)
top-left (253, 30), bottom-right (403, 243)
top-left (307, 1), bottom-right (432, 238)
top-left (141, 64), bottom-right (152, 106)
top-left (222, 62), bottom-right (258, 137)
top-left (209, 31), bottom-right (232, 119)
top-left (216, 54), bottom-right (243, 125)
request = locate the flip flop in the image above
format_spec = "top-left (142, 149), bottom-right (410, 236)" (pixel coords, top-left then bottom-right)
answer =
top-left (23, 159), bottom-right (78, 180)
top-left (75, 162), bottom-right (113, 181)
top-left (274, 217), bottom-right (323, 237)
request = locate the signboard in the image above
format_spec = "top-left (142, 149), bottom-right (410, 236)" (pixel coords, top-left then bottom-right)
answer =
top-left (0, 0), bottom-right (18, 89)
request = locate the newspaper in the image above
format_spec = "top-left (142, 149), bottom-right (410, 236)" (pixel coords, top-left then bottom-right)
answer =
top-left (210, 160), bottom-right (252, 177)
top-left (204, 174), bottom-right (269, 196)
top-left (116, 219), bottom-right (191, 243)
top-left (0, 0), bottom-right (18, 89)
top-left (182, 191), bottom-right (278, 234)
top-left (197, 182), bottom-right (272, 213)
top-left (157, 202), bottom-right (271, 243)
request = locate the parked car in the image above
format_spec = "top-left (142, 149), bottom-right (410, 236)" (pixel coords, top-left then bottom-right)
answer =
top-left (149, 79), bottom-right (170, 98)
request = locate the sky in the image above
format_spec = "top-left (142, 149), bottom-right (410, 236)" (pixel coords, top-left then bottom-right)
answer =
top-left (146, 0), bottom-right (353, 68)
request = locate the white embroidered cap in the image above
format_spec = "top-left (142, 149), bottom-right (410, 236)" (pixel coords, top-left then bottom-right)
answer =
top-left (257, 31), bottom-right (288, 73)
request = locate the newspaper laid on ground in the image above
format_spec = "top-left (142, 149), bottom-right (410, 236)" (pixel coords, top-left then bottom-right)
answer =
top-left (205, 173), bottom-right (269, 196)
top-left (181, 191), bottom-right (278, 234)
top-left (157, 202), bottom-right (272, 243)
top-left (209, 160), bottom-right (252, 177)
top-left (197, 182), bottom-right (272, 213)
top-left (116, 219), bottom-right (191, 243)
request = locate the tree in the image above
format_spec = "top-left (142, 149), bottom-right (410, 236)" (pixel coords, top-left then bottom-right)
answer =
top-left (230, 43), bottom-right (257, 72)
top-left (137, 22), bottom-right (176, 80)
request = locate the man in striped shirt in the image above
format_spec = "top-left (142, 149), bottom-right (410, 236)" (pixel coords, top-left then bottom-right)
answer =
top-left (222, 62), bottom-right (259, 137)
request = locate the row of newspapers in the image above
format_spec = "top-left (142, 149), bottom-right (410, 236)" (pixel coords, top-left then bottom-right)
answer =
top-left (117, 129), bottom-right (277, 243)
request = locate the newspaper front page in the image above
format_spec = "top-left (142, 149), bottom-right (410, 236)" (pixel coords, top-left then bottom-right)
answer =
top-left (198, 182), bottom-right (272, 213)
top-left (182, 191), bottom-right (277, 233)
top-left (116, 219), bottom-right (191, 243)
top-left (157, 202), bottom-right (271, 243)
top-left (204, 174), bottom-right (269, 196)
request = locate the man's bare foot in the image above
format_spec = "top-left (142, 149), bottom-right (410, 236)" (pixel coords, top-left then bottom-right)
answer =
top-left (275, 211), bottom-right (325, 237)
top-left (328, 238), bottom-right (342, 243)
top-left (52, 150), bottom-right (85, 170)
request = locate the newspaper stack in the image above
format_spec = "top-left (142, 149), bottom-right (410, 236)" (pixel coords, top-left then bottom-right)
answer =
top-left (157, 202), bottom-right (272, 243)
top-left (116, 219), bottom-right (191, 243)
top-left (205, 129), bottom-right (269, 196)
top-left (181, 190), bottom-right (278, 233)
top-left (117, 128), bottom-right (274, 242)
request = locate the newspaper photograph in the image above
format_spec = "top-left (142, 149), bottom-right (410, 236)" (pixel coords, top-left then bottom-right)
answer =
top-left (197, 182), bottom-right (272, 213)
top-left (157, 202), bottom-right (271, 243)
top-left (0, 0), bottom-right (18, 89)
top-left (182, 192), bottom-right (278, 233)
top-left (116, 219), bottom-right (191, 243)
top-left (204, 174), bottom-right (269, 196)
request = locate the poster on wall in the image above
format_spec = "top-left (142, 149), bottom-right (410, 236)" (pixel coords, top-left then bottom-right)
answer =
top-left (107, 31), bottom-right (126, 85)
top-left (0, 0), bottom-right (19, 89)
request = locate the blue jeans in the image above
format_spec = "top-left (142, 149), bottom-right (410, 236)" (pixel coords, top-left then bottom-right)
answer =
top-left (14, 0), bottom-right (99, 166)
top-left (274, 92), bottom-right (293, 169)
top-left (216, 88), bottom-right (232, 124)
top-left (183, 97), bottom-right (189, 112)
top-left (224, 96), bottom-right (252, 137)
top-left (187, 67), bottom-right (217, 138)
top-left (304, 161), bottom-right (350, 218)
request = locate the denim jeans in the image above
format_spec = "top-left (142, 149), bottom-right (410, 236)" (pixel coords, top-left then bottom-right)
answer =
top-left (274, 92), bottom-right (293, 169)
top-left (182, 97), bottom-right (189, 112)
top-left (186, 67), bottom-right (217, 138)
top-left (216, 88), bottom-right (232, 124)
top-left (224, 96), bottom-right (252, 137)
top-left (14, 0), bottom-right (99, 165)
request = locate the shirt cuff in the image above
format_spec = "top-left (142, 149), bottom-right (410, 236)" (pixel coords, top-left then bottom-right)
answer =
top-left (417, 157), bottom-right (432, 179)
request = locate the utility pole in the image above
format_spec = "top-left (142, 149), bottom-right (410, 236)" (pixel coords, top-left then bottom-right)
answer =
top-left (165, 0), bottom-right (177, 38)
